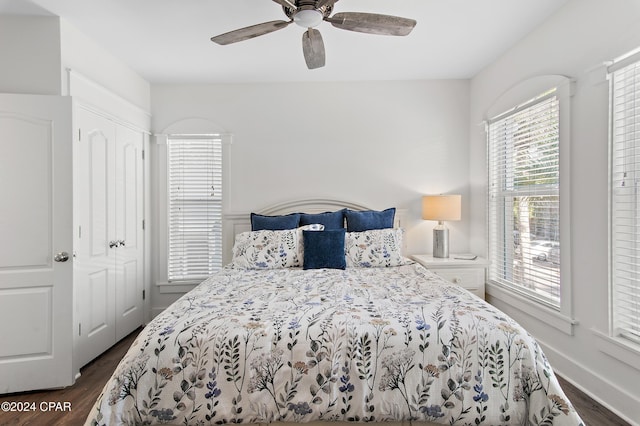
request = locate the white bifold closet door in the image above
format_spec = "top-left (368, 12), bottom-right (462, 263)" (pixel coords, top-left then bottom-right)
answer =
top-left (74, 106), bottom-right (144, 368)
top-left (113, 124), bottom-right (144, 341)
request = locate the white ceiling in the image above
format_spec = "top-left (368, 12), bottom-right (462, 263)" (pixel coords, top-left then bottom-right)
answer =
top-left (0, 0), bottom-right (569, 84)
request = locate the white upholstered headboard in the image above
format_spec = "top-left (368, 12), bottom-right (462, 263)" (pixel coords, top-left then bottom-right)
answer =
top-left (222, 198), bottom-right (405, 265)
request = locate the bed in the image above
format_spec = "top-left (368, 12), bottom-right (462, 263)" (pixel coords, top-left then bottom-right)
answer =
top-left (85, 200), bottom-right (584, 426)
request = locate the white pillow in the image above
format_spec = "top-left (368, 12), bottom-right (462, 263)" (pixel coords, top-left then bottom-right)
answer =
top-left (345, 228), bottom-right (412, 267)
top-left (231, 225), bottom-right (323, 269)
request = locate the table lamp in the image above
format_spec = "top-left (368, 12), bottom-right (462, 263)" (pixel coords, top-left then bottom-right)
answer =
top-left (422, 195), bottom-right (461, 258)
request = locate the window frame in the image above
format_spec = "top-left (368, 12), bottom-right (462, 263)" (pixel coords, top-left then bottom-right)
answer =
top-left (155, 132), bottom-right (232, 290)
top-left (488, 91), bottom-right (561, 306)
top-left (166, 135), bottom-right (223, 282)
top-left (608, 49), bottom-right (640, 347)
top-left (485, 75), bottom-right (575, 332)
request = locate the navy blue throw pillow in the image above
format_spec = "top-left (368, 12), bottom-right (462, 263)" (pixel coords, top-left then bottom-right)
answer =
top-left (344, 208), bottom-right (396, 232)
top-left (251, 213), bottom-right (300, 231)
top-left (299, 209), bottom-right (346, 230)
top-left (303, 229), bottom-right (346, 270)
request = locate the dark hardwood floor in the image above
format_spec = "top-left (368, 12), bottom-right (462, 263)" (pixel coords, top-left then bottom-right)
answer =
top-left (0, 328), bottom-right (631, 425)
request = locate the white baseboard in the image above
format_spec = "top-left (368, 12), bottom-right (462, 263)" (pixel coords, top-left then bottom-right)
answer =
top-left (537, 338), bottom-right (640, 426)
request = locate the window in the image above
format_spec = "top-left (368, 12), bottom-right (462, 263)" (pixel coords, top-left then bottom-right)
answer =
top-left (167, 135), bottom-right (223, 282)
top-left (488, 89), bottom-right (562, 307)
top-left (610, 51), bottom-right (640, 345)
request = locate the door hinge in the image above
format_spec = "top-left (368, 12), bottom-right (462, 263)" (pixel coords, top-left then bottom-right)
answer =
top-left (78, 226), bottom-right (82, 239)
top-left (142, 149), bottom-right (145, 160)
top-left (78, 128), bottom-right (81, 142)
top-left (78, 323), bottom-right (82, 336)
top-left (142, 219), bottom-right (145, 230)
top-left (142, 289), bottom-right (146, 300)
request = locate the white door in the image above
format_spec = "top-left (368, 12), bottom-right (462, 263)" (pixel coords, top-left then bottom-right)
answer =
top-left (74, 107), bottom-right (117, 368)
top-left (0, 94), bottom-right (74, 393)
top-left (114, 125), bottom-right (144, 341)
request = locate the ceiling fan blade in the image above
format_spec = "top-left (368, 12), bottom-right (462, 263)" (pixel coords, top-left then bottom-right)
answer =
top-left (211, 20), bottom-right (291, 45)
top-left (316, 0), bottom-right (339, 8)
top-left (272, 0), bottom-right (296, 9)
top-left (302, 28), bottom-right (325, 69)
top-left (326, 12), bottom-right (416, 36)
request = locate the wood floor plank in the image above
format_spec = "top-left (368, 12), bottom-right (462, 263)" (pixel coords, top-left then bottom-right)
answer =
top-left (0, 328), bottom-right (632, 425)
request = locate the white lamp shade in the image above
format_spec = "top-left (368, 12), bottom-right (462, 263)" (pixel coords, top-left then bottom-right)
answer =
top-left (422, 195), bottom-right (461, 221)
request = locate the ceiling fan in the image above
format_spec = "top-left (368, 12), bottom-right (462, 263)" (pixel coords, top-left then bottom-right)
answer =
top-left (210, 0), bottom-right (417, 69)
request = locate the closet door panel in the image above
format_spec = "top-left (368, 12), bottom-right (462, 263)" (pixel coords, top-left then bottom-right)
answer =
top-left (74, 107), bottom-right (117, 368)
top-left (87, 270), bottom-right (110, 335)
top-left (120, 259), bottom-right (139, 315)
top-left (114, 125), bottom-right (144, 341)
top-left (0, 112), bottom-right (50, 268)
top-left (89, 132), bottom-right (109, 256)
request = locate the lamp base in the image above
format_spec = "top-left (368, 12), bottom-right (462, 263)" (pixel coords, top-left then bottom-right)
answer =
top-left (433, 223), bottom-right (449, 258)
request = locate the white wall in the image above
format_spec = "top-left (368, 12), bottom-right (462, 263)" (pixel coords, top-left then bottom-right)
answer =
top-left (468, 0), bottom-right (640, 423)
top-left (150, 80), bottom-right (471, 311)
top-left (60, 19), bottom-right (151, 112)
top-left (0, 16), bottom-right (151, 114)
top-left (0, 16), bottom-right (61, 95)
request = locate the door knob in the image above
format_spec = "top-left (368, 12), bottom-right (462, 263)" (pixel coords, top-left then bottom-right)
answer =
top-left (109, 240), bottom-right (118, 248)
top-left (54, 252), bottom-right (70, 262)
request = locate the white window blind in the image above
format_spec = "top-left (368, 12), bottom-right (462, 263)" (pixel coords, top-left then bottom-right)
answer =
top-left (168, 135), bottom-right (223, 282)
top-left (610, 54), bottom-right (640, 344)
top-left (488, 90), bottom-right (561, 306)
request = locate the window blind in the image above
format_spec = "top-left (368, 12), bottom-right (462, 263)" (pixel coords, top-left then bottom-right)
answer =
top-left (488, 91), bottom-right (561, 306)
top-left (168, 136), bottom-right (223, 281)
top-left (610, 57), bottom-right (640, 344)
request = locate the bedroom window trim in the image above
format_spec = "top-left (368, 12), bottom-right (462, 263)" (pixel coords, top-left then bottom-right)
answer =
top-left (592, 329), bottom-right (640, 371)
top-left (486, 283), bottom-right (577, 335)
top-left (485, 75), bottom-right (575, 329)
top-left (608, 48), bottom-right (640, 350)
top-left (156, 133), bottom-right (231, 286)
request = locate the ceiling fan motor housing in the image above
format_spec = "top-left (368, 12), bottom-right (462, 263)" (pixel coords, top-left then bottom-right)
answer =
top-left (285, 1), bottom-right (333, 28)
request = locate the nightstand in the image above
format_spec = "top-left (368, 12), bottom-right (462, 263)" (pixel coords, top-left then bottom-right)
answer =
top-left (412, 254), bottom-right (490, 299)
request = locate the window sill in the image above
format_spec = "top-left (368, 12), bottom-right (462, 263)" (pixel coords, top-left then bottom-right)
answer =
top-left (592, 329), bottom-right (640, 371)
top-left (157, 281), bottom-right (200, 294)
top-left (486, 281), bottom-right (578, 335)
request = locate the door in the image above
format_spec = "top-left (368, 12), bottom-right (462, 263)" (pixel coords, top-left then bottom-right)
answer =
top-left (75, 107), bottom-right (145, 367)
top-left (114, 125), bottom-right (144, 341)
top-left (0, 94), bottom-right (74, 393)
top-left (74, 106), bottom-right (117, 368)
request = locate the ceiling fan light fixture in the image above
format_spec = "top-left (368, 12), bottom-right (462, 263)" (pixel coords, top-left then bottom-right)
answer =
top-left (293, 9), bottom-right (323, 28)
top-left (211, 1), bottom-right (417, 70)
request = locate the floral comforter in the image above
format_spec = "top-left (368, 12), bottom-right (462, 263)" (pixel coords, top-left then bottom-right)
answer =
top-left (86, 264), bottom-right (584, 425)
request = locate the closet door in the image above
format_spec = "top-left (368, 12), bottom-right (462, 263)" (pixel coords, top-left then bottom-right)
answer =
top-left (74, 107), bottom-right (117, 368)
top-left (114, 125), bottom-right (144, 341)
